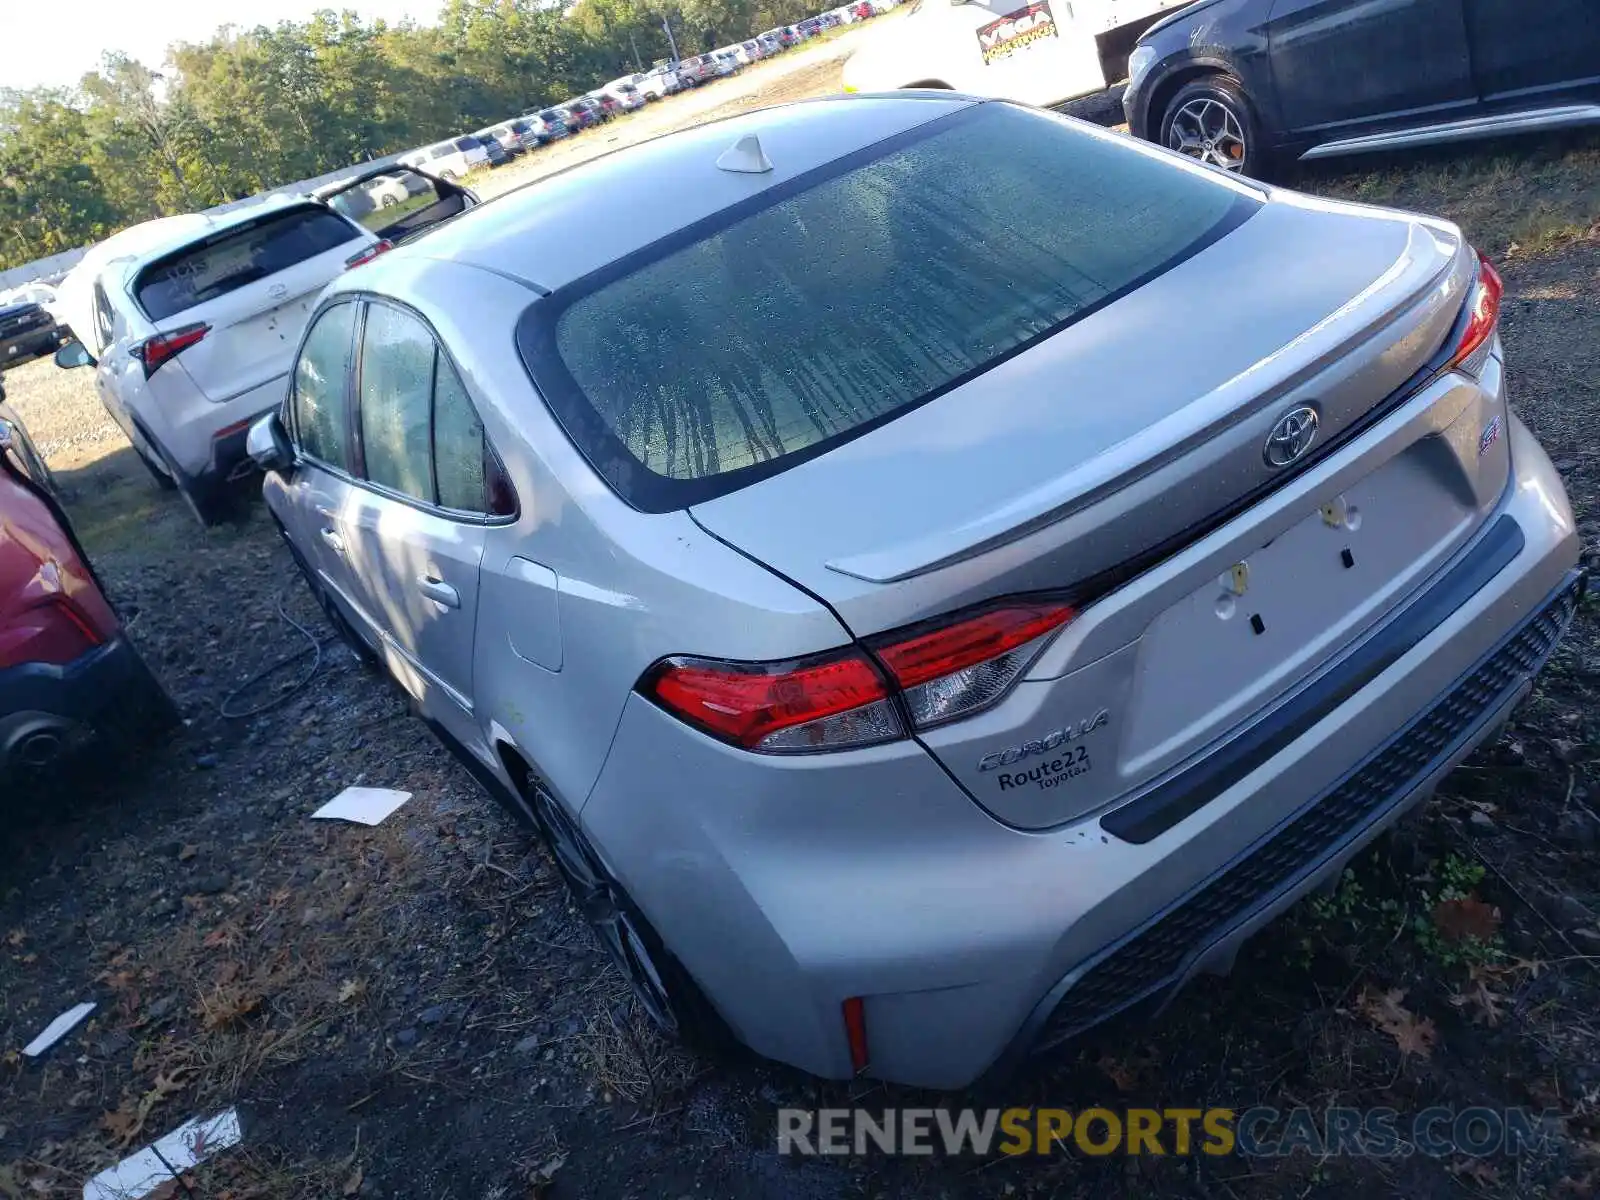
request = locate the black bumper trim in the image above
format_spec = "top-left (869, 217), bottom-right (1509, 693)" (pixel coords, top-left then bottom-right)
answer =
top-left (1102, 514), bottom-right (1526, 844)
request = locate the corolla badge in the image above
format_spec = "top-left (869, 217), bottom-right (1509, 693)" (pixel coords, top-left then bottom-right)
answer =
top-left (1263, 406), bottom-right (1320, 468)
top-left (977, 708), bottom-right (1109, 772)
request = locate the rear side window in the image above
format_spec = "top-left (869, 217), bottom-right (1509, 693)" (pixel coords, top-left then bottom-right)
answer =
top-left (454, 137), bottom-right (479, 152)
top-left (358, 304), bottom-right (435, 501)
top-left (293, 303), bottom-right (358, 469)
top-left (352, 302), bottom-right (507, 516)
top-left (134, 207), bottom-right (360, 322)
top-left (519, 102), bottom-right (1256, 512)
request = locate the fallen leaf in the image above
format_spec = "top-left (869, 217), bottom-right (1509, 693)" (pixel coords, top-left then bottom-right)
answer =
top-left (4, 929), bottom-right (24, 947)
top-left (338, 979), bottom-right (365, 1005)
top-left (1358, 986), bottom-right (1438, 1058)
top-left (101, 1105), bottom-right (141, 1146)
top-left (342, 1168), bottom-right (364, 1197)
top-left (203, 926), bottom-right (235, 949)
top-left (1097, 1055), bottom-right (1138, 1092)
top-left (178, 845), bottom-right (198, 862)
top-left (214, 960), bottom-right (243, 986)
top-left (1433, 895), bottom-right (1502, 943)
top-left (17, 953), bottom-right (36, 965)
top-left (1551, 738), bottom-right (1585, 763)
top-left (1450, 1158), bottom-right (1502, 1188)
top-left (1451, 976), bottom-right (1505, 1027)
top-left (528, 1153), bottom-right (566, 1196)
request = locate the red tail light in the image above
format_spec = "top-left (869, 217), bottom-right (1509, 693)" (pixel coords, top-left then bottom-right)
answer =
top-left (842, 997), bottom-right (869, 1073)
top-left (134, 322), bottom-right (209, 379)
top-left (345, 239), bottom-right (395, 271)
top-left (0, 594), bottom-right (105, 670)
top-left (1446, 249), bottom-right (1503, 378)
top-left (641, 597), bottom-right (1075, 753)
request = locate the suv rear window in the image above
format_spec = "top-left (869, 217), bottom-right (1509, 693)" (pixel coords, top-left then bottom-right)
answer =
top-left (454, 137), bottom-right (480, 151)
top-left (134, 206), bottom-right (361, 322)
top-left (518, 102), bottom-right (1256, 512)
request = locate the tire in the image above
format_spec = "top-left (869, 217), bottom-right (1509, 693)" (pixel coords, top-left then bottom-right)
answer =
top-left (1159, 75), bottom-right (1266, 178)
top-left (132, 432), bottom-right (177, 491)
top-left (380, 193), bottom-right (398, 208)
top-left (516, 766), bottom-right (734, 1056)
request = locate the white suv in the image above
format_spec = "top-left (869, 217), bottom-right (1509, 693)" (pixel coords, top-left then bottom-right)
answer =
top-left (401, 136), bottom-right (489, 181)
top-left (54, 172), bottom-right (475, 523)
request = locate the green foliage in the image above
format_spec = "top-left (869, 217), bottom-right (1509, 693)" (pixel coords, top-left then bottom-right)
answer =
top-left (0, 0), bottom-right (823, 270)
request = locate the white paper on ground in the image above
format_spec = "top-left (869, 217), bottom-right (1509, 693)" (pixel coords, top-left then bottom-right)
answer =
top-left (311, 785), bottom-right (412, 826)
top-left (83, 1107), bottom-right (242, 1200)
top-left (22, 1001), bottom-right (96, 1057)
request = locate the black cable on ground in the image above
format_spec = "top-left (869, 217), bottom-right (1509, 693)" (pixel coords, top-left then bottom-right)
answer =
top-left (219, 587), bottom-right (329, 719)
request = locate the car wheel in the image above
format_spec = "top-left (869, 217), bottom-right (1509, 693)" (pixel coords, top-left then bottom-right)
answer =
top-left (380, 193), bottom-right (399, 208)
top-left (522, 772), bottom-right (733, 1054)
top-left (1160, 75), bottom-right (1263, 176)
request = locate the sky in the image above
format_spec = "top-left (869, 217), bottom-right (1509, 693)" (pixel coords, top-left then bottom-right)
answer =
top-left (3, 0), bottom-right (442, 91)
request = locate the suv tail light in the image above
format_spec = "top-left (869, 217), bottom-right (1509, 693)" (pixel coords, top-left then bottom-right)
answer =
top-left (133, 322), bottom-right (209, 379)
top-left (1445, 248), bottom-right (1503, 379)
top-left (345, 239), bottom-right (395, 271)
top-left (640, 599), bottom-right (1075, 754)
top-left (0, 594), bottom-right (105, 670)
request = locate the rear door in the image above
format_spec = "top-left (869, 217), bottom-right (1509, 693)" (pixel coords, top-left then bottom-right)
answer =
top-left (1460, 0), bottom-right (1600, 102)
top-left (131, 205), bottom-right (368, 406)
top-left (338, 300), bottom-right (490, 741)
top-left (1266, 0), bottom-right (1476, 135)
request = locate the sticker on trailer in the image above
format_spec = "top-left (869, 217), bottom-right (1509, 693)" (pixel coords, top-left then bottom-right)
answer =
top-left (977, 0), bottom-right (1061, 64)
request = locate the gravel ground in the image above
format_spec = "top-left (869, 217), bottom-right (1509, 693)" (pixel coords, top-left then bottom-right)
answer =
top-left (3, 102), bottom-right (1600, 1199)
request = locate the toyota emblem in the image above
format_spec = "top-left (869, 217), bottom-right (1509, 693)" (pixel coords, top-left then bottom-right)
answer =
top-left (1263, 406), bottom-right (1320, 468)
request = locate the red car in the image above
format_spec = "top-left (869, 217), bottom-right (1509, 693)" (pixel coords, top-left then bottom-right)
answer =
top-left (1, 381), bottom-right (175, 788)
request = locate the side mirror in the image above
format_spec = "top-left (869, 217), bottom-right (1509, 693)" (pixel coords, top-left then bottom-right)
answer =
top-left (246, 411), bottom-right (295, 474)
top-left (54, 341), bottom-right (95, 369)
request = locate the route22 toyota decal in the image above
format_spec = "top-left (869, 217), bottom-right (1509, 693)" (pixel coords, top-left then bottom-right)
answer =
top-left (977, 0), bottom-right (1059, 65)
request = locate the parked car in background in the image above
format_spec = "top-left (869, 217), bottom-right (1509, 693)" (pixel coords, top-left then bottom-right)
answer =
top-left (581, 94), bottom-right (617, 121)
top-left (527, 108), bottom-right (572, 140)
top-left (248, 96), bottom-right (1581, 1089)
top-left (842, 0), bottom-right (1185, 106)
top-left (475, 125), bottom-right (524, 161)
top-left (777, 26), bottom-right (802, 47)
top-left (635, 67), bottom-right (680, 99)
top-left (758, 31), bottom-right (784, 54)
top-left (559, 101), bottom-right (597, 131)
top-left (602, 81), bottom-right (647, 111)
top-left (480, 135), bottom-right (511, 167)
top-left (1, 297), bottom-right (68, 364)
top-left (741, 39), bottom-right (766, 61)
top-left (1125, 0), bottom-right (1600, 177)
top-left (53, 171), bottom-right (476, 524)
top-left (676, 55), bottom-right (715, 86)
top-left (710, 50), bottom-right (740, 75)
top-left (1, 378), bottom-right (176, 792)
top-left (401, 136), bottom-right (490, 180)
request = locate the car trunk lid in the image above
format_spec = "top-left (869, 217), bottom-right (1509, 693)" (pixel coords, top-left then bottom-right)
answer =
top-left (691, 196), bottom-right (1509, 827)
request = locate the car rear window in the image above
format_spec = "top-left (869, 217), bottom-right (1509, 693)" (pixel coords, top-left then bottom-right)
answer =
top-left (134, 206), bottom-right (361, 322)
top-left (539, 110), bottom-right (561, 121)
top-left (519, 104), bottom-right (1257, 513)
top-left (455, 137), bottom-right (481, 151)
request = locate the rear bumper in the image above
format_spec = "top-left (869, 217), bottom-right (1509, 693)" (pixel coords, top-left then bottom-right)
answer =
top-left (584, 414), bottom-right (1579, 1089)
top-left (0, 636), bottom-right (176, 785)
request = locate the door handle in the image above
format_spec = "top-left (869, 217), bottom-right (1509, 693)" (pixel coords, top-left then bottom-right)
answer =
top-left (319, 528), bottom-right (345, 554)
top-left (417, 575), bottom-right (460, 609)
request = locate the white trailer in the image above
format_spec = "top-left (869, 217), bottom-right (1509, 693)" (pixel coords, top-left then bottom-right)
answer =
top-left (842, 0), bottom-right (1192, 108)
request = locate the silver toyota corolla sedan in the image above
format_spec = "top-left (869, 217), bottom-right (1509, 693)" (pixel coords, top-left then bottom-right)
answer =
top-left (249, 94), bottom-right (1582, 1089)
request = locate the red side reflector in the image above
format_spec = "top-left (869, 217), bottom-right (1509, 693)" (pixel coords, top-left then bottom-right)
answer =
top-left (873, 602), bottom-right (1076, 691)
top-left (1447, 249), bottom-right (1503, 373)
top-left (134, 322), bottom-right (210, 379)
top-left (842, 997), bottom-right (869, 1073)
top-left (345, 238), bottom-right (395, 270)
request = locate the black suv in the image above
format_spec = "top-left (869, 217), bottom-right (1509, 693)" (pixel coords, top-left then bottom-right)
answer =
top-left (1, 299), bottom-right (67, 365)
top-left (1124, 0), bottom-right (1600, 177)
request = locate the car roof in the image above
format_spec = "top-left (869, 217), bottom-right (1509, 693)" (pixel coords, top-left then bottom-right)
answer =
top-left (343, 95), bottom-right (974, 299)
